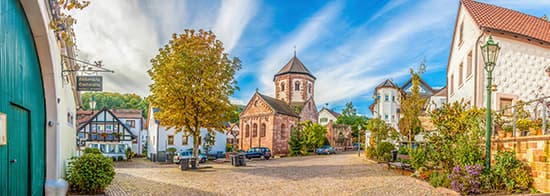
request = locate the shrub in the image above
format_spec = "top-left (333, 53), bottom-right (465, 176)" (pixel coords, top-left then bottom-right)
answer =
top-left (117, 156), bottom-right (124, 161)
top-left (125, 148), bottom-right (134, 160)
top-left (365, 146), bottom-right (376, 159)
top-left (68, 153), bottom-right (115, 194)
top-left (449, 164), bottom-right (483, 195)
top-left (83, 148), bottom-right (102, 155)
top-left (429, 171), bottom-right (450, 188)
top-left (397, 146), bottom-right (409, 155)
top-left (410, 147), bottom-right (427, 169)
top-left (375, 142), bottom-right (394, 162)
top-left (493, 151), bottom-right (532, 193)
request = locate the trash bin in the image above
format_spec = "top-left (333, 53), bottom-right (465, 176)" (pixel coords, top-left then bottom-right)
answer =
top-left (391, 150), bottom-right (398, 162)
top-left (237, 154), bottom-right (246, 166)
top-left (230, 155), bottom-right (236, 166)
top-left (180, 158), bottom-right (189, 170)
top-left (190, 158), bottom-right (197, 169)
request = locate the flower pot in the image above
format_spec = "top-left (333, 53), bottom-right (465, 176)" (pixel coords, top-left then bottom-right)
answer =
top-left (529, 128), bottom-right (537, 136)
top-left (537, 129), bottom-right (543, 135)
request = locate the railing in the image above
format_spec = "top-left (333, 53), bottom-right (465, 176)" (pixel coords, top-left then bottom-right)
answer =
top-left (495, 96), bottom-right (549, 138)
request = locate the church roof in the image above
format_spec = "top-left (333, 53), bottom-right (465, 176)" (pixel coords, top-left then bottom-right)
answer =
top-left (257, 93), bottom-right (300, 117)
top-left (274, 56), bottom-right (316, 80)
top-left (461, 0), bottom-right (550, 44)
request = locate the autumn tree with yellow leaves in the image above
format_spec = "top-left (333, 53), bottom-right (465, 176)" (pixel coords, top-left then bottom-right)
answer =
top-left (148, 30), bottom-right (241, 165)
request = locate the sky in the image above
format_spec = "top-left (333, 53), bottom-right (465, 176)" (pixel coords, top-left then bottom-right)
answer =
top-left (72, 0), bottom-right (550, 116)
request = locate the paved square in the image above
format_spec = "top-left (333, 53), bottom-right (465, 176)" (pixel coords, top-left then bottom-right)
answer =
top-left (107, 152), bottom-right (457, 196)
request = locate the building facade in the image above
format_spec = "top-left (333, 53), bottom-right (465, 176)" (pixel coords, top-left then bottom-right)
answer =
top-left (1, 0), bottom-right (82, 194)
top-left (147, 107), bottom-right (227, 161)
top-left (318, 107), bottom-right (340, 126)
top-left (240, 55), bottom-right (318, 155)
top-left (447, 0), bottom-right (550, 109)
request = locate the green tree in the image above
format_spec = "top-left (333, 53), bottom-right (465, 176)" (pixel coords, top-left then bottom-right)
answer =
top-left (366, 118), bottom-right (389, 146)
top-left (81, 92), bottom-right (149, 118)
top-left (148, 30), bottom-right (241, 165)
top-left (398, 68), bottom-right (427, 150)
top-left (300, 121), bottom-right (328, 152)
top-left (336, 102), bottom-right (368, 142)
top-left (288, 127), bottom-right (304, 156)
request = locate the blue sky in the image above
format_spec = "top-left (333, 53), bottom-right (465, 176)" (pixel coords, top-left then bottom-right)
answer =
top-left (73, 0), bottom-right (550, 116)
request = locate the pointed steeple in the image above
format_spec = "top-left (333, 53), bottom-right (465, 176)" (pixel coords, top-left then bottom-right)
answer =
top-left (274, 55), bottom-right (316, 80)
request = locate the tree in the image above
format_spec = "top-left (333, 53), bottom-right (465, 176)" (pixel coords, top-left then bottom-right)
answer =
top-left (366, 118), bottom-right (389, 146)
top-left (148, 30), bottom-right (241, 166)
top-left (398, 68), bottom-right (427, 150)
top-left (81, 92), bottom-right (149, 118)
top-left (300, 121), bottom-right (328, 152)
top-left (336, 102), bottom-right (368, 143)
top-left (288, 127), bottom-right (304, 156)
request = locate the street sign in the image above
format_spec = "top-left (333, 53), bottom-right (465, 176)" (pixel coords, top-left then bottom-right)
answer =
top-left (77, 76), bottom-right (103, 91)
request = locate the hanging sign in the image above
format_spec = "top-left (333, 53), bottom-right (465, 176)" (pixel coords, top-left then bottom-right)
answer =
top-left (77, 76), bottom-right (103, 91)
top-left (0, 113), bottom-right (6, 146)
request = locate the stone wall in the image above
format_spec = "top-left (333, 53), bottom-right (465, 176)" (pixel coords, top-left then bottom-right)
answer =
top-left (492, 135), bottom-right (550, 193)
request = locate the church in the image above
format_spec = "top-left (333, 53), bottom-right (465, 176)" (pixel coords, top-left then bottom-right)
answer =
top-left (239, 55), bottom-right (318, 155)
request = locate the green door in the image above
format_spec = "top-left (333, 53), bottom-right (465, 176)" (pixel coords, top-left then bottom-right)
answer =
top-left (0, 0), bottom-right (46, 195)
top-left (7, 105), bottom-right (30, 196)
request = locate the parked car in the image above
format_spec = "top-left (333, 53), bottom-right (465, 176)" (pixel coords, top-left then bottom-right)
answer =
top-left (316, 145), bottom-right (336, 155)
top-left (244, 147), bottom-right (271, 160)
top-left (173, 150), bottom-right (207, 164)
top-left (352, 143), bottom-right (363, 150)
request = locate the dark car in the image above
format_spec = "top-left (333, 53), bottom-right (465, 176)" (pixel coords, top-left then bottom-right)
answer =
top-left (245, 147), bottom-right (271, 160)
top-left (316, 145), bottom-right (336, 155)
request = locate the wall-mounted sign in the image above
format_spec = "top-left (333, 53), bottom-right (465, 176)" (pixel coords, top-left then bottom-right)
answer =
top-left (77, 76), bottom-right (103, 91)
top-left (0, 113), bottom-right (6, 146)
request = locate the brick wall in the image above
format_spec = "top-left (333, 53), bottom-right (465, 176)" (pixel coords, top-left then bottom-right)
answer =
top-left (492, 135), bottom-right (550, 192)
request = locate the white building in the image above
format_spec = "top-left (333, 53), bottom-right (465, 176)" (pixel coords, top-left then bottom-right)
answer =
top-left (111, 109), bottom-right (146, 155)
top-left (447, 0), bottom-right (550, 109)
top-left (1, 1), bottom-right (83, 194)
top-left (318, 107), bottom-right (340, 126)
top-left (147, 107), bottom-right (227, 161)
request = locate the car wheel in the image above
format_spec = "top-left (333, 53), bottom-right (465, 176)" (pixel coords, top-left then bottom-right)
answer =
top-left (265, 156), bottom-right (270, 160)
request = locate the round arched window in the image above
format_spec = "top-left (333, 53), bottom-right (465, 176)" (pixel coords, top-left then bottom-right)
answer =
top-left (281, 82), bottom-right (285, 91)
top-left (295, 81), bottom-right (300, 91)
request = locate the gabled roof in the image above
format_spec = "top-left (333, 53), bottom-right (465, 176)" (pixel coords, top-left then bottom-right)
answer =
top-left (274, 56), bottom-right (316, 80)
top-left (257, 93), bottom-right (300, 117)
top-left (77, 108), bottom-right (136, 138)
top-left (376, 79), bottom-right (399, 89)
top-left (462, 0), bottom-right (550, 44)
top-left (320, 107), bottom-right (340, 118)
top-left (400, 76), bottom-right (437, 96)
top-left (433, 86), bottom-right (447, 97)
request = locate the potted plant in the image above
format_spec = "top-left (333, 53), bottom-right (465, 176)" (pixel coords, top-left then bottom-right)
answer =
top-left (516, 118), bottom-right (532, 136)
top-left (502, 125), bottom-right (513, 138)
top-left (532, 118), bottom-right (543, 135)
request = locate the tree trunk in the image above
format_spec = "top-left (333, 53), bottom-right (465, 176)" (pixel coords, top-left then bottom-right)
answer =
top-left (192, 128), bottom-right (200, 169)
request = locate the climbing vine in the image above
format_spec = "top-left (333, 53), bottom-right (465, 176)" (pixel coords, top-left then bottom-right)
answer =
top-left (49, 0), bottom-right (90, 46)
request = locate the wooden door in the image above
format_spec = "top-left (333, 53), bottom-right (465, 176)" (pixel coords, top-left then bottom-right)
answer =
top-left (7, 104), bottom-right (30, 195)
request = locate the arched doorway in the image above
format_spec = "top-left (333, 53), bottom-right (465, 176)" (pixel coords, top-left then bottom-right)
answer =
top-left (0, 0), bottom-right (46, 195)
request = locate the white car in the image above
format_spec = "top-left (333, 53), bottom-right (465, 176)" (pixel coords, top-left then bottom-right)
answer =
top-left (173, 151), bottom-right (207, 164)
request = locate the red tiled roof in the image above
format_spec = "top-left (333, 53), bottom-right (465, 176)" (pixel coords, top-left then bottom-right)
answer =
top-left (462, 0), bottom-right (550, 43)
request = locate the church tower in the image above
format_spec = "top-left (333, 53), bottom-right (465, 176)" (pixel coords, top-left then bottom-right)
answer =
top-left (273, 55), bottom-right (316, 107)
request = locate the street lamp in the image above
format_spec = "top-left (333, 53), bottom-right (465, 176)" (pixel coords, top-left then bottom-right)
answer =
top-left (358, 124), bottom-right (362, 157)
top-left (89, 94), bottom-right (97, 114)
top-left (480, 35), bottom-right (501, 172)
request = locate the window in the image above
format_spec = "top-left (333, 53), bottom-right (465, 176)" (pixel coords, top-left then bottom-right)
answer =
top-left (245, 125), bottom-right (250, 137)
top-left (281, 124), bottom-right (286, 139)
top-left (294, 81), bottom-right (300, 91)
top-left (392, 96), bottom-right (395, 102)
top-left (153, 136), bottom-right (155, 146)
top-left (126, 120), bottom-right (135, 128)
top-left (281, 82), bottom-right (285, 91)
top-left (384, 114), bottom-right (389, 120)
top-left (308, 83), bottom-right (312, 93)
top-left (260, 123), bottom-right (266, 137)
top-left (167, 135), bottom-right (174, 145)
top-left (253, 123), bottom-right (258, 137)
top-left (467, 51), bottom-right (472, 77)
top-left (450, 75), bottom-right (454, 95)
top-left (182, 136), bottom-right (188, 145)
top-left (459, 63), bottom-right (463, 86)
top-left (320, 118), bottom-right (328, 123)
top-left (385, 95), bottom-right (389, 101)
top-left (392, 115), bottom-right (395, 122)
top-left (500, 98), bottom-right (513, 116)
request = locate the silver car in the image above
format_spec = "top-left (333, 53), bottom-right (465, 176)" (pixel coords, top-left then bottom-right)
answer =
top-left (173, 151), bottom-right (207, 164)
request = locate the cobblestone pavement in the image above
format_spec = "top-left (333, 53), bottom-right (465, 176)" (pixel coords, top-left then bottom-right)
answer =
top-left (106, 152), bottom-right (458, 196)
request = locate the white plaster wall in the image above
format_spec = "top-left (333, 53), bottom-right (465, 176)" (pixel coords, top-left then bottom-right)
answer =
top-left (427, 96), bottom-right (447, 111)
top-left (318, 110), bottom-right (337, 126)
top-left (375, 88), bottom-right (400, 128)
top-left (147, 110), bottom-right (158, 158)
top-left (448, 5), bottom-right (482, 105)
top-left (157, 126), bottom-right (227, 154)
top-left (490, 36), bottom-right (550, 108)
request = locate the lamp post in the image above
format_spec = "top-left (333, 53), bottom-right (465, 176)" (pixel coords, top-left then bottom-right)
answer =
top-left (481, 36), bottom-right (501, 172)
top-left (89, 94), bottom-right (97, 114)
top-left (358, 124), bottom-right (362, 157)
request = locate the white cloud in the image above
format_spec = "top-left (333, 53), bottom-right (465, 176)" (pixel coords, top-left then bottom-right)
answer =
top-left (213, 0), bottom-right (258, 53)
top-left (258, 1), bottom-right (343, 95)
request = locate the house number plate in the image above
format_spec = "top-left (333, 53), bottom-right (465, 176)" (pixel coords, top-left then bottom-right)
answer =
top-left (0, 113), bottom-right (6, 146)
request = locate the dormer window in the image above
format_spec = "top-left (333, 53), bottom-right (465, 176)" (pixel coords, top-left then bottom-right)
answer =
top-left (294, 81), bottom-right (300, 91)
